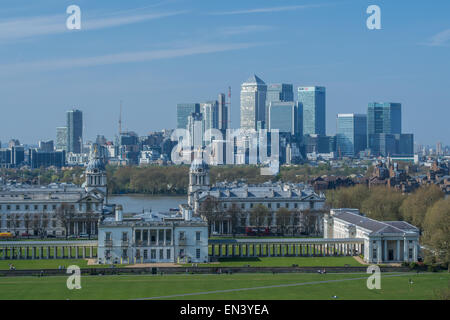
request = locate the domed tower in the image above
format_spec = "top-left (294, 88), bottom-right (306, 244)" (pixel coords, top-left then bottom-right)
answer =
top-left (85, 144), bottom-right (107, 196)
top-left (188, 158), bottom-right (210, 207)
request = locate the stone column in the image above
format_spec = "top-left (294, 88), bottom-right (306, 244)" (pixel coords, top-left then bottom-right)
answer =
top-left (384, 240), bottom-right (388, 262)
top-left (211, 244), bottom-right (215, 257)
top-left (396, 240), bottom-right (400, 261)
top-left (413, 241), bottom-right (418, 262)
top-left (377, 240), bottom-right (382, 264)
top-left (90, 246), bottom-right (93, 258)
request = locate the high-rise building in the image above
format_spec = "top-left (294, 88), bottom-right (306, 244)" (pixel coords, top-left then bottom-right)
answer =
top-left (187, 112), bottom-right (204, 149)
top-left (298, 86), bottom-right (326, 136)
top-left (266, 83), bottom-right (294, 123)
top-left (177, 103), bottom-right (200, 130)
top-left (38, 140), bottom-right (54, 152)
top-left (336, 114), bottom-right (367, 158)
top-left (218, 93), bottom-right (228, 131)
top-left (240, 75), bottom-right (267, 131)
top-left (56, 127), bottom-right (68, 151)
top-left (268, 101), bottom-right (297, 135)
top-left (67, 109), bottom-right (83, 154)
top-left (200, 101), bottom-right (219, 132)
top-left (367, 103), bottom-right (402, 156)
top-left (394, 134), bottom-right (414, 156)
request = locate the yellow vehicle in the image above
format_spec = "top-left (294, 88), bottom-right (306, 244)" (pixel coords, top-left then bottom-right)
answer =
top-left (0, 232), bottom-right (14, 239)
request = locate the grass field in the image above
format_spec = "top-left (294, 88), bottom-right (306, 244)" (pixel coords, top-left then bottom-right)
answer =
top-left (0, 272), bottom-right (447, 300)
top-left (183, 256), bottom-right (364, 267)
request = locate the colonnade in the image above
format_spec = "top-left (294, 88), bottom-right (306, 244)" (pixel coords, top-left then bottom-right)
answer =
top-left (0, 241), bottom-right (97, 260)
top-left (209, 239), bottom-right (364, 258)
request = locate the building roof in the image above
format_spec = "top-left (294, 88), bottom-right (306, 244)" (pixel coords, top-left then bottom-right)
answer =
top-left (331, 209), bottom-right (419, 236)
top-left (243, 74), bottom-right (265, 86)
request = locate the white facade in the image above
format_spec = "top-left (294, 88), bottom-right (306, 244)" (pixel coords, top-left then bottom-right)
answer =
top-left (97, 207), bottom-right (208, 264)
top-left (324, 209), bottom-right (420, 263)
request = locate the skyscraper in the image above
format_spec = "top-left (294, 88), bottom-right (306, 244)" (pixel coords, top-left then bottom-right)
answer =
top-left (367, 102), bottom-right (402, 155)
top-left (200, 101), bottom-right (219, 133)
top-left (240, 75), bottom-right (267, 131)
top-left (56, 126), bottom-right (68, 151)
top-left (268, 101), bottom-right (297, 135)
top-left (298, 86), bottom-right (326, 136)
top-left (67, 109), bottom-right (83, 154)
top-left (266, 83), bottom-right (294, 123)
top-left (177, 103), bottom-right (200, 129)
top-left (336, 114), bottom-right (367, 158)
top-left (218, 93), bottom-right (228, 131)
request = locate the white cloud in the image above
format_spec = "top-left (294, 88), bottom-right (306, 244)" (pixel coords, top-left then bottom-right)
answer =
top-left (423, 29), bottom-right (450, 47)
top-left (0, 42), bottom-right (267, 73)
top-left (210, 4), bottom-right (323, 15)
top-left (0, 10), bottom-right (186, 41)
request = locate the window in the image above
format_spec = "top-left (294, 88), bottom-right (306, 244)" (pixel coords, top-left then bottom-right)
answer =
top-left (196, 231), bottom-right (201, 241)
top-left (250, 203), bottom-right (253, 208)
top-left (43, 205), bottom-right (47, 210)
top-left (7, 205), bottom-right (10, 210)
top-left (150, 230), bottom-right (157, 244)
top-left (373, 248), bottom-right (377, 259)
top-left (166, 249), bottom-right (171, 260)
top-left (159, 249), bottom-right (164, 260)
top-left (122, 232), bottom-right (128, 241)
top-left (276, 203), bottom-right (280, 208)
top-left (166, 229), bottom-right (172, 245)
top-left (122, 249), bottom-right (128, 258)
top-left (179, 249), bottom-right (185, 257)
top-left (151, 249), bottom-right (156, 259)
top-left (409, 248), bottom-right (413, 259)
top-left (196, 248), bottom-right (201, 259)
top-left (52, 205), bottom-right (56, 210)
top-left (143, 250), bottom-right (148, 259)
top-left (223, 203), bottom-right (227, 209)
top-left (25, 205), bottom-right (29, 210)
top-left (143, 230), bottom-right (148, 242)
top-left (241, 203), bottom-right (245, 209)
top-left (105, 232), bottom-right (112, 241)
top-left (158, 229), bottom-right (164, 245)
top-left (294, 203), bottom-right (298, 209)
top-left (285, 203), bottom-right (289, 208)
top-left (16, 205), bottom-right (20, 210)
top-left (179, 231), bottom-right (186, 241)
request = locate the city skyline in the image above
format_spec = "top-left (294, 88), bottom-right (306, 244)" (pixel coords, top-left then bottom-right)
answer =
top-left (0, 0), bottom-right (449, 145)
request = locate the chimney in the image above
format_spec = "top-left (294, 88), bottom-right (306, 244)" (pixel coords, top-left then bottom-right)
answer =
top-left (115, 205), bottom-right (123, 222)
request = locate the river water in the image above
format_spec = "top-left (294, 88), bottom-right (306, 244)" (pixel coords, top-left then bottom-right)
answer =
top-left (107, 194), bottom-right (187, 213)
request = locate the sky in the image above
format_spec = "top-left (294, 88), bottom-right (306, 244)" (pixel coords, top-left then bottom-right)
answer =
top-left (0, 0), bottom-right (449, 147)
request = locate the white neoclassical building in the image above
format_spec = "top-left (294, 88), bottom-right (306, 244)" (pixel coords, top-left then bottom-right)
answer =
top-left (324, 209), bottom-right (420, 263)
top-left (187, 158), bottom-right (326, 235)
top-left (0, 148), bottom-right (108, 237)
top-left (97, 205), bottom-right (208, 264)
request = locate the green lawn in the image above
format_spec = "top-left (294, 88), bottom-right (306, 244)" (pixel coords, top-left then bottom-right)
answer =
top-left (183, 256), bottom-right (364, 267)
top-left (0, 272), bottom-right (447, 300)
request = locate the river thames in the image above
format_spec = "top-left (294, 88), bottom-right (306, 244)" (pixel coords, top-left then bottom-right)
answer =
top-left (108, 194), bottom-right (187, 213)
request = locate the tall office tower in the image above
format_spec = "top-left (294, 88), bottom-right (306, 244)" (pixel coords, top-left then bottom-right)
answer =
top-left (298, 86), bottom-right (326, 136)
top-left (268, 101), bottom-right (297, 135)
top-left (394, 134), bottom-right (414, 156)
top-left (240, 75), bottom-right (267, 131)
top-left (38, 140), bottom-right (54, 152)
top-left (218, 93), bottom-right (228, 131)
top-left (187, 112), bottom-right (205, 149)
top-left (436, 142), bottom-right (442, 156)
top-left (177, 103), bottom-right (200, 129)
top-left (200, 101), bottom-right (219, 132)
top-left (367, 102), bottom-right (401, 155)
top-left (67, 109), bottom-right (83, 154)
top-left (56, 127), bottom-right (68, 151)
top-left (266, 83), bottom-right (294, 123)
top-left (336, 114), bottom-right (367, 158)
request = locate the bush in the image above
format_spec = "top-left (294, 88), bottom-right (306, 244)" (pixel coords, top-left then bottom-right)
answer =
top-left (409, 262), bottom-right (417, 269)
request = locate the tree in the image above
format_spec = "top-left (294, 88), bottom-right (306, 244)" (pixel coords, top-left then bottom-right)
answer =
top-left (56, 204), bottom-right (75, 239)
top-left (250, 204), bottom-right (270, 232)
top-left (276, 207), bottom-right (291, 236)
top-left (422, 198), bottom-right (450, 267)
top-left (198, 197), bottom-right (221, 236)
top-left (400, 185), bottom-right (444, 229)
top-left (361, 186), bottom-right (404, 221)
top-left (325, 185), bottom-right (371, 210)
top-left (227, 204), bottom-right (242, 237)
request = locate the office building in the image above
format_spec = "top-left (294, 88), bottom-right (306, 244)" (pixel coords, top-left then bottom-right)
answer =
top-left (336, 114), bottom-right (367, 158)
top-left (218, 93), bottom-right (228, 131)
top-left (67, 109), bottom-right (83, 154)
top-left (29, 149), bottom-right (66, 169)
top-left (268, 101), bottom-right (297, 135)
top-left (240, 75), bottom-right (267, 131)
top-left (266, 83), bottom-right (294, 123)
top-left (56, 127), bottom-right (68, 152)
top-left (38, 140), bottom-right (54, 152)
top-left (177, 103), bottom-right (200, 130)
top-left (298, 86), bottom-right (326, 136)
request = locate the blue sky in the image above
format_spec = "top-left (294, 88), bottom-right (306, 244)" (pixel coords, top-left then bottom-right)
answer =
top-left (0, 0), bottom-right (449, 146)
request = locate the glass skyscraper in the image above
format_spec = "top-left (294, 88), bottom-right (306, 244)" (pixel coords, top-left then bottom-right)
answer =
top-left (217, 93), bottom-right (228, 131)
top-left (336, 114), bottom-right (367, 158)
top-left (266, 83), bottom-right (294, 123)
top-left (56, 126), bottom-right (68, 152)
top-left (67, 109), bottom-right (83, 154)
top-left (268, 101), bottom-right (297, 134)
top-left (240, 75), bottom-right (267, 130)
top-left (367, 102), bottom-right (402, 156)
top-left (177, 103), bottom-right (200, 129)
top-left (298, 86), bottom-right (326, 136)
